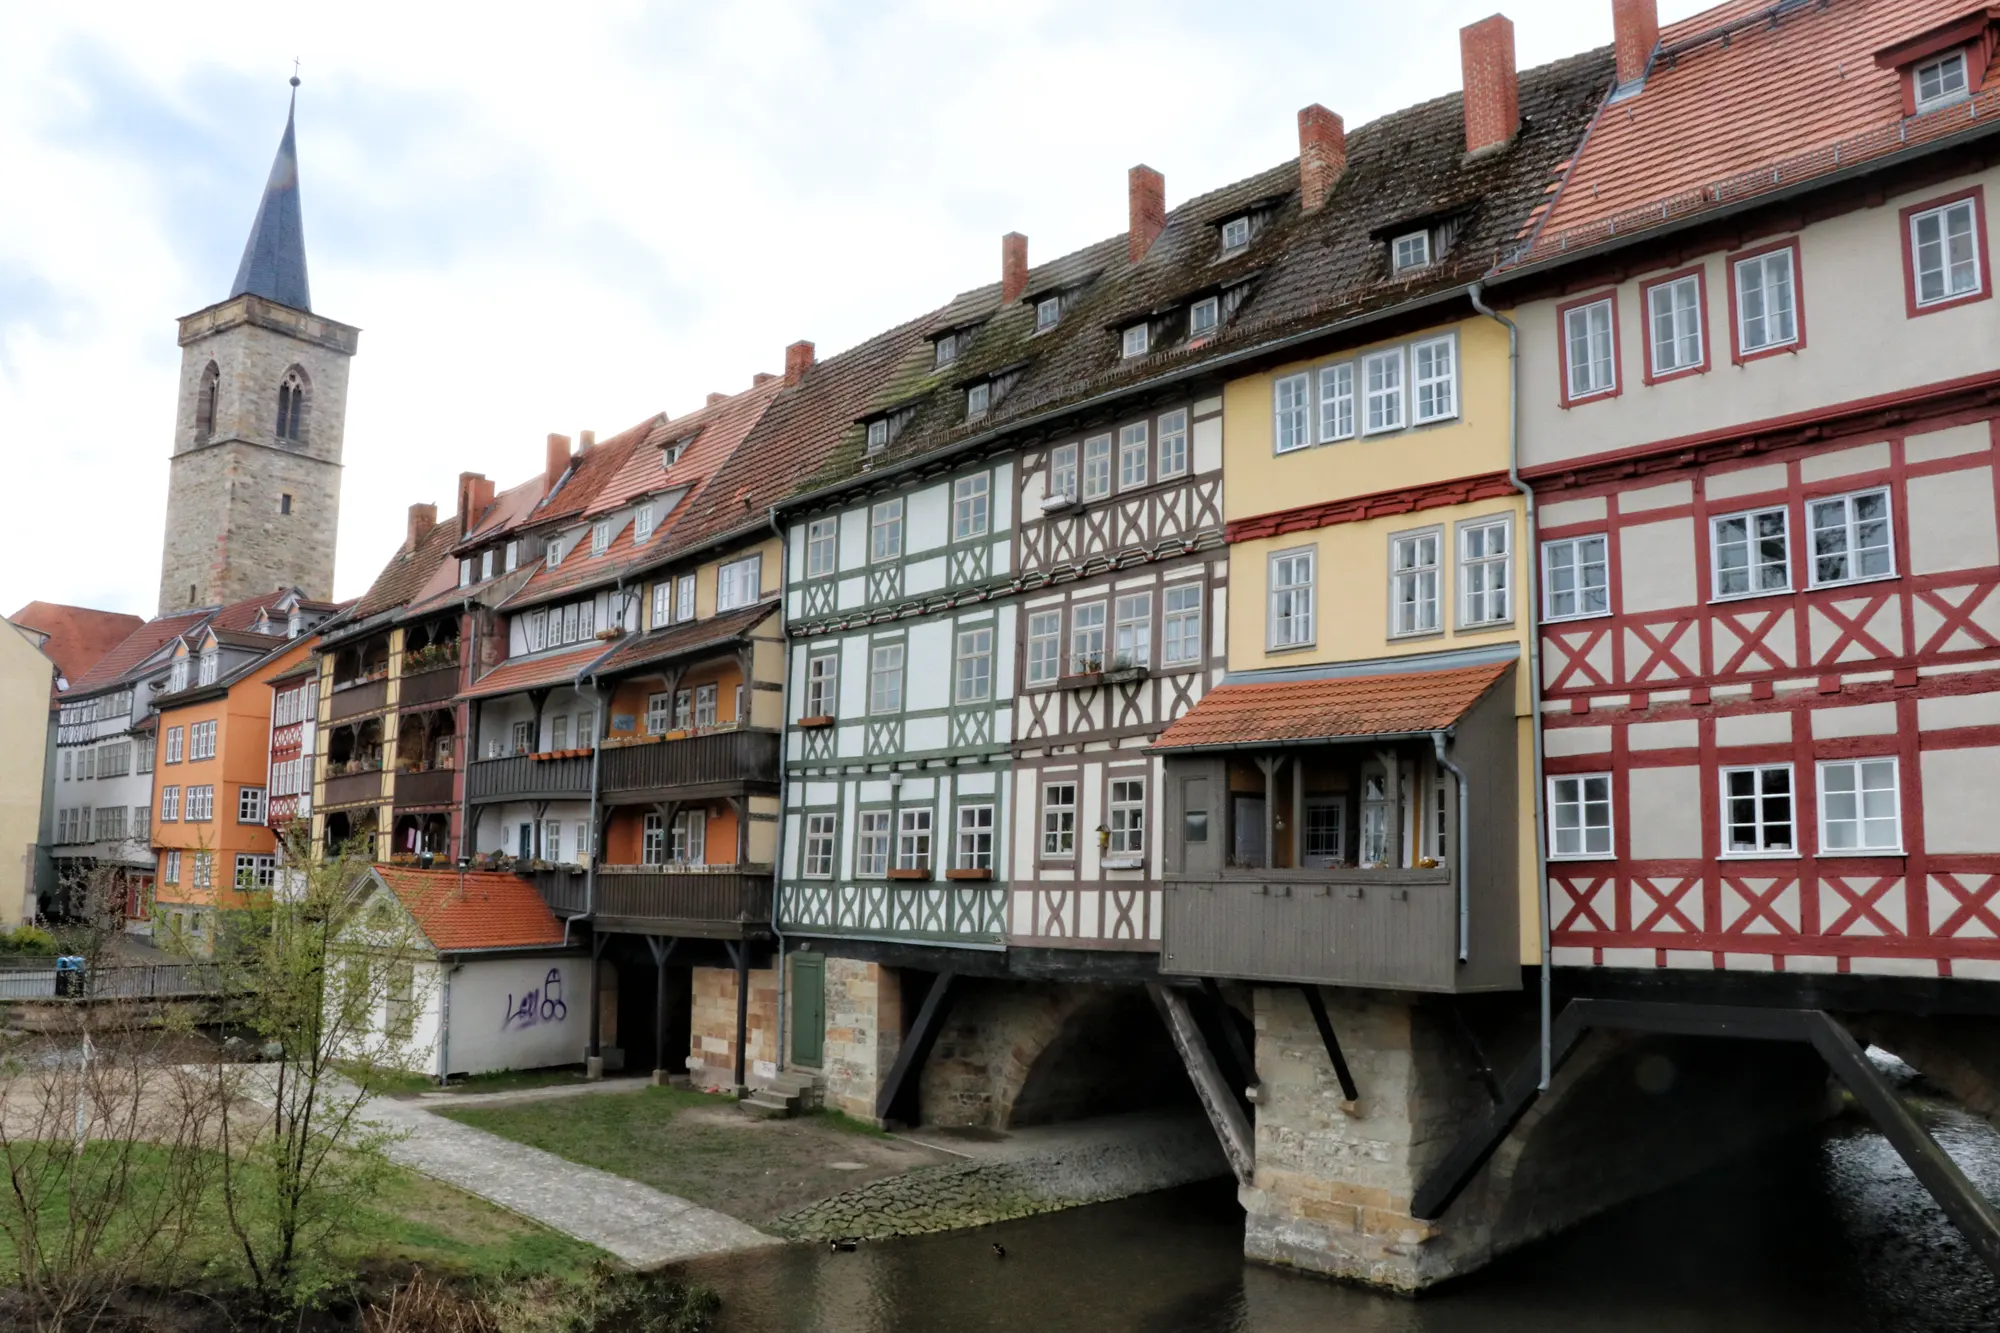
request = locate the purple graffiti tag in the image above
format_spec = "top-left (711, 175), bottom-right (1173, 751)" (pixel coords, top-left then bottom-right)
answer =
top-left (501, 968), bottom-right (568, 1032)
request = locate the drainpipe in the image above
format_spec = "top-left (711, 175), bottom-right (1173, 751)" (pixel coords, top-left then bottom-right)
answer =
top-left (767, 505), bottom-right (791, 1075)
top-left (436, 961), bottom-right (453, 1085)
top-left (1469, 280), bottom-right (1553, 1090)
top-left (1430, 731), bottom-right (1470, 964)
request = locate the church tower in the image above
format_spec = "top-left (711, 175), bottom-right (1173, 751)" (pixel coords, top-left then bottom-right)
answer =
top-left (157, 81), bottom-right (360, 616)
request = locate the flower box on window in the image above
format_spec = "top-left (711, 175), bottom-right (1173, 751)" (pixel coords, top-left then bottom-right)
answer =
top-left (887, 868), bottom-right (931, 882)
top-left (797, 715), bottom-right (836, 729)
top-left (944, 868), bottom-right (992, 881)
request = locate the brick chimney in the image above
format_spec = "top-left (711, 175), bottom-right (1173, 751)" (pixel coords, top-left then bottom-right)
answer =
top-left (707, 392), bottom-right (727, 406)
top-left (406, 503), bottom-right (436, 550)
top-left (1129, 165), bottom-right (1165, 264)
top-left (1297, 104), bottom-right (1347, 213)
top-left (785, 340), bottom-right (816, 385)
top-left (1460, 14), bottom-right (1519, 156)
top-left (578, 429), bottom-right (596, 452)
top-left (1001, 232), bottom-right (1029, 304)
top-left (455, 471), bottom-right (495, 538)
top-left (545, 433), bottom-right (571, 493)
top-left (1613, 0), bottom-right (1658, 88)
top-left (753, 371), bottom-right (776, 387)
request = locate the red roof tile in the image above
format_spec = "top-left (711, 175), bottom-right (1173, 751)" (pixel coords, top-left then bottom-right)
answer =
top-left (372, 866), bottom-right (566, 951)
top-left (586, 602), bottom-right (776, 679)
top-left (1152, 661), bottom-right (1510, 750)
top-left (461, 644), bottom-right (611, 699)
top-left (7, 602), bottom-right (144, 699)
top-left (67, 610), bottom-right (213, 693)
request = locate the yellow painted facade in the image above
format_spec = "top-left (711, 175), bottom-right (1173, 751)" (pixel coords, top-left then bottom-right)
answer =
top-left (0, 619), bottom-right (52, 926)
top-left (642, 533), bottom-right (787, 731)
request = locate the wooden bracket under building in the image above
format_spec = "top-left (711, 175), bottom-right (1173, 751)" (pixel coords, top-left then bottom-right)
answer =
top-left (1149, 982), bottom-right (1254, 1187)
top-left (875, 970), bottom-right (957, 1125)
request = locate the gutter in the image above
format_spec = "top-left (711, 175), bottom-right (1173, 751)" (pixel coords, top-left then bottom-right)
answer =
top-left (1467, 280), bottom-right (1553, 1091)
top-left (1430, 732), bottom-right (1471, 965)
top-left (767, 505), bottom-right (791, 1074)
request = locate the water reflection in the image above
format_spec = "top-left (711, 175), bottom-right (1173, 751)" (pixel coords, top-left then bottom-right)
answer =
top-left (672, 1103), bottom-right (2000, 1333)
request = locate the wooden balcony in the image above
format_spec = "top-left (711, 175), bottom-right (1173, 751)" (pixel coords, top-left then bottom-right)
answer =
top-left (531, 868), bottom-right (588, 916)
top-left (466, 753), bottom-right (592, 804)
top-left (322, 767), bottom-right (386, 809)
top-left (327, 676), bottom-right (389, 722)
top-left (529, 866), bottom-right (771, 937)
top-left (599, 729), bottom-right (779, 803)
top-left (393, 766), bottom-right (457, 808)
top-left (397, 663), bottom-right (460, 708)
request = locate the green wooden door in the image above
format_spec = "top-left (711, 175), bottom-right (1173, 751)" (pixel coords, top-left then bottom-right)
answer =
top-left (791, 952), bottom-right (826, 1068)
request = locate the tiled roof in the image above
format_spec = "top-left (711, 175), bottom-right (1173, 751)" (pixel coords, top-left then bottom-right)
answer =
top-left (460, 643), bottom-right (611, 700)
top-left (68, 610), bottom-right (213, 693)
top-left (460, 474), bottom-right (549, 550)
top-left (1518, 0), bottom-right (1997, 262)
top-left (585, 602), bottom-right (776, 680)
top-left (352, 517), bottom-right (464, 621)
top-left (1152, 661), bottom-right (1510, 750)
top-left (526, 426), bottom-right (648, 529)
top-left (6, 602), bottom-right (143, 699)
top-left (372, 866), bottom-right (567, 952)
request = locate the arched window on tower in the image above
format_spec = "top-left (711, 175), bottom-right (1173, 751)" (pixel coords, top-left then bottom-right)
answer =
top-left (195, 363), bottom-right (220, 442)
top-left (276, 368), bottom-right (308, 444)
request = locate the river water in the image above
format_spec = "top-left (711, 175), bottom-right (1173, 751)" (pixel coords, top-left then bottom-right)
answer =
top-left (671, 1096), bottom-right (2000, 1333)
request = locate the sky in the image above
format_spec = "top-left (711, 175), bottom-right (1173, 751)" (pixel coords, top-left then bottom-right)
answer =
top-left (0, 0), bottom-right (1713, 619)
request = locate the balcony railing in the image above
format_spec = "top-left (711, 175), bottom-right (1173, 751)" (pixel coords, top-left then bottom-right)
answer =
top-left (397, 665), bottom-right (460, 708)
top-left (327, 676), bottom-right (389, 722)
top-left (323, 768), bottom-right (387, 809)
top-left (527, 865), bottom-right (771, 937)
top-left (600, 729), bottom-right (779, 800)
top-left (393, 766), bottom-right (457, 807)
top-left (466, 753), bottom-right (593, 803)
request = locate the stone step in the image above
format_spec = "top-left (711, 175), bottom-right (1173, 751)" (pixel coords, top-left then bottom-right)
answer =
top-left (740, 1091), bottom-right (796, 1119)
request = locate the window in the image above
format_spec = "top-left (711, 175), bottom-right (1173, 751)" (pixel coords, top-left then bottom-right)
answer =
top-left (634, 504), bottom-right (657, 544)
top-left (540, 820), bottom-right (563, 863)
top-left (966, 382), bottom-right (990, 418)
top-left (651, 581), bottom-right (671, 627)
top-left (956, 804), bottom-right (994, 870)
top-left (1392, 230), bottom-right (1431, 272)
top-left (1542, 537), bottom-right (1609, 620)
top-left (276, 369), bottom-right (305, 442)
top-left (935, 331), bottom-right (959, 368)
top-left (1273, 373), bottom-right (1311, 453)
top-left (1158, 409), bottom-right (1188, 478)
top-left (1221, 215), bottom-right (1251, 252)
top-left (1042, 783), bottom-right (1077, 857)
top-left (547, 538), bottom-right (565, 569)
top-left (858, 811), bottom-right (892, 876)
top-left (642, 812), bottom-right (666, 865)
top-left (866, 419), bottom-right (890, 453)
top-left (717, 554), bottom-right (761, 610)
top-left (670, 809), bottom-right (706, 864)
top-left (137, 738), bottom-right (154, 774)
top-left (1645, 273), bottom-right (1705, 378)
top-left (575, 820), bottom-right (592, 860)
top-left (235, 853), bottom-right (277, 890)
top-left (505, 540), bottom-right (519, 572)
top-left (1733, 245), bottom-right (1799, 355)
top-left (1122, 324), bottom-right (1150, 358)
top-left (1070, 601), bottom-right (1107, 674)
top-left (1113, 593), bottom-right (1151, 669)
top-left (480, 549), bottom-right (495, 581)
top-left (1820, 758), bottom-right (1901, 852)
top-left (238, 787), bottom-right (266, 823)
top-left (551, 715), bottom-right (569, 749)
top-left (1362, 349), bottom-right (1404, 433)
top-left (956, 626), bottom-right (994, 703)
top-left (1082, 435), bottom-right (1112, 500)
top-left (1269, 549), bottom-right (1314, 648)
top-left (870, 642), bottom-right (904, 714)
top-left (673, 690), bottom-right (693, 730)
top-left (280, 492), bottom-right (293, 516)
top-left (1318, 363), bottom-right (1355, 443)
top-left (161, 786), bottom-right (180, 822)
top-left (870, 499), bottom-right (903, 563)
top-left (1411, 337), bottom-right (1456, 423)
top-left (1909, 196), bottom-right (1983, 308)
top-left (1118, 423), bottom-right (1149, 489)
top-left (186, 786), bottom-right (214, 822)
top-left (692, 683), bottom-right (718, 728)
top-left (1562, 297), bottom-right (1617, 401)
top-left (1304, 801), bottom-right (1343, 866)
top-left (542, 599), bottom-right (596, 648)
top-left (133, 806), bottom-right (148, 840)
top-left (1163, 583), bottom-right (1203, 666)
top-left (163, 850), bottom-right (181, 886)
top-left (190, 721), bottom-right (217, 761)
top-left (646, 692), bottom-right (671, 734)
top-left (1915, 49), bottom-right (1969, 110)
top-left (60, 751), bottom-right (70, 781)
top-left (897, 809), bottom-right (933, 871)
top-left (804, 813), bottom-right (836, 877)
top-left (1723, 765), bottom-right (1794, 855)
top-left (1808, 489), bottom-right (1894, 587)
top-left (1712, 506), bottom-right (1791, 598)
top-left (1390, 531), bottom-right (1441, 636)
top-left (1549, 774), bottom-right (1612, 858)
top-left (806, 656), bottom-right (838, 717)
top-left (807, 517), bottom-right (838, 576)
top-left (197, 652), bottom-right (218, 686)
top-left (676, 573), bottom-right (696, 622)
top-left (459, 560), bottom-right (474, 589)
top-left (1109, 778), bottom-right (1145, 855)
top-left (953, 475), bottom-right (990, 540)
top-left (1049, 443), bottom-right (1078, 500)
top-left (1189, 296), bottom-right (1219, 335)
top-left (1027, 611), bottom-right (1062, 686)
top-left (1036, 295), bottom-right (1061, 331)
top-left (193, 852), bottom-right (213, 890)
top-left (1458, 517), bottom-right (1511, 627)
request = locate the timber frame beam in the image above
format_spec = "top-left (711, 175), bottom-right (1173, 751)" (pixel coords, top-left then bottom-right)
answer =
top-left (875, 970), bottom-right (958, 1125)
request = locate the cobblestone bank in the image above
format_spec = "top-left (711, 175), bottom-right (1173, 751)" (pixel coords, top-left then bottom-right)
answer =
top-left (768, 1161), bottom-right (1063, 1240)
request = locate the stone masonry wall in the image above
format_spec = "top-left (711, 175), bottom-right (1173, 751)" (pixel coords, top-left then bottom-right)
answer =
top-left (687, 964), bottom-right (777, 1092)
top-left (819, 955), bottom-right (901, 1122)
top-left (919, 980), bottom-right (1094, 1130)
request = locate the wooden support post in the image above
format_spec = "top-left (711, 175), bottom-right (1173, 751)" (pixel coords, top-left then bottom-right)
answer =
top-left (585, 930), bottom-right (608, 1079)
top-left (1254, 755), bottom-right (1283, 870)
top-left (1299, 984), bottom-right (1359, 1103)
top-left (1148, 982), bottom-right (1254, 1187)
top-left (875, 970), bottom-right (957, 1125)
top-left (646, 935), bottom-right (678, 1084)
top-left (1200, 977), bottom-right (1258, 1092)
top-left (729, 939), bottom-right (750, 1095)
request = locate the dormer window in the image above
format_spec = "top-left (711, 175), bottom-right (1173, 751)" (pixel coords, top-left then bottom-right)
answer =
top-left (1036, 296), bottom-right (1061, 332)
top-left (635, 503), bottom-right (657, 544)
top-left (459, 559), bottom-right (474, 588)
top-left (1393, 230), bottom-right (1433, 273)
top-left (480, 549), bottom-right (495, 580)
top-left (661, 439), bottom-right (690, 470)
top-left (548, 539), bottom-right (565, 569)
top-left (591, 520), bottom-right (612, 556)
top-left (1916, 49), bottom-right (1970, 109)
top-left (966, 382), bottom-right (990, 419)
top-left (1220, 215), bottom-right (1251, 254)
top-left (934, 332), bottom-right (959, 368)
top-left (1121, 323), bottom-right (1150, 358)
top-left (866, 420), bottom-right (890, 453)
top-left (1189, 296), bottom-right (1219, 336)
top-left (198, 649), bottom-right (219, 686)
top-left (170, 659), bottom-right (189, 693)
top-left (505, 540), bottom-right (519, 572)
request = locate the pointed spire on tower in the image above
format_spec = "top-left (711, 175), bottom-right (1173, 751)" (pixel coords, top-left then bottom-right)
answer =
top-left (229, 74), bottom-right (312, 312)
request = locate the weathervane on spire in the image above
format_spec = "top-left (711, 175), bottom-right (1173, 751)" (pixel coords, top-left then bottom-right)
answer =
top-left (291, 58), bottom-right (301, 89)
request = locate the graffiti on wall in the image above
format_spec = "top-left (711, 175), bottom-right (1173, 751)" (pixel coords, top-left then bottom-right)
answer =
top-left (501, 967), bottom-right (568, 1032)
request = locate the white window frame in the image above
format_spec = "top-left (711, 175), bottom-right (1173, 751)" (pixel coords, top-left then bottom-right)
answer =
top-left (1121, 324), bottom-right (1150, 358)
top-left (161, 785), bottom-right (180, 822)
top-left (1041, 782), bottom-right (1077, 858)
top-left (805, 655), bottom-right (838, 718)
top-left (1189, 296), bottom-right (1219, 335)
top-left (1082, 434), bottom-right (1112, 500)
top-left (1915, 49), bottom-right (1970, 111)
top-left (1563, 298), bottom-right (1617, 400)
top-left (870, 641), bottom-right (905, 714)
top-left (1157, 409), bottom-right (1189, 478)
top-left (1070, 601), bottom-right (1107, 675)
top-left (934, 331), bottom-right (958, 368)
top-left (642, 811), bottom-right (667, 866)
top-left (692, 682), bottom-right (718, 728)
top-left (1392, 230), bottom-right (1431, 272)
top-left (1118, 422), bottom-right (1149, 489)
top-left (1273, 372), bottom-right (1311, 454)
top-left (956, 803), bottom-right (994, 870)
top-left (1389, 529), bottom-right (1442, 638)
top-left (1317, 363), bottom-right (1355, 443)
top-left (896, 807), bottom-right (932, 871)
top-left (1646, 274), bottom-right (1704, 377)
top-left (670, 809), bottom-right (706, 865)
top-left (166, 727), bottom-right (183, 764)
top-left (1818, 757), bottom-right (1903, 854)
top-left (1220, 216), bottom-right (1251, 253)
top-left (163, 850), bottom-right (181, 886)
top-left (1458, 516), bottom-right (1512, 628)
top-left (1268, 548), bottom-right (1315, 649)
top-left (866, 419), bottom-right (890, 453)
top-left (1036, 296), bottom-right (1061, 331)
top-left (1710, 505), bottom-right (1792, 600)
top-left (1113, 592), bottom-right (1152, 670)
top-left (676, 573), bottom-right (696, 622)
top-left (1109, 777), bottom-right (1145, 856)
top-left (505, 540), bottom-right (519, 572)
top-left (953, 474), bottom-right (990, 540)
top-left (1910, 197), bottom-right (1983, 307)
top-left (716, 554), bottom-right (761, 611)
top-left (966, 382), bottom-right (990, 418)
top-left (1361, 348), bottom-right (1405, 434)
top-left (591, 520), bottom-right (612, 556)
top-left (1162, 583), bottom-right (1203, 667)
top-left (634, 503), bottom-right (656, 544)
top-left (806, 517), bottom-right (838, 577)
top-left (646, 692), bottom-right (671, 734)
top-left (858, 810), bottom-right (892, 877)
top-left (1806, 488), bottom-right (1896, 588)
top-left (955, 626), bottom-right (994, 703)
top-left (803, 812), bottom-right (836, 878)
top-left (238, 786), bottom-right (266, 824)
top-left (1721, 763), bottom-right (1797, 857)
top-left (1410, 335), bottom-right (1457, 424)
top-left (1734, 248), bottom-right (1799, 354)
top-left (1547, 774), bottom-right (1613, 859)
top-left (1048, 443), bottom-right (1078, 500)
top-left (870, 498), bottom-right (904, 563)
top-left (1541, 536), bottom-right (1611, 621)
top-left (1026, 611), bottom-right (1062, 686)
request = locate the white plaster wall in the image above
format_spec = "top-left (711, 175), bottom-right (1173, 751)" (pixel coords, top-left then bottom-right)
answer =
top-left (1922, 747), bottom-right (2000, 854)
top-left (445, 952), bottom-right (589, 1076)
top-left (1906, 467), bottom-right (1999, 575)
top-left (1618, 517), bottom-right (1697, 613)
top-left (1628, 766), bottom-right (1701, 860)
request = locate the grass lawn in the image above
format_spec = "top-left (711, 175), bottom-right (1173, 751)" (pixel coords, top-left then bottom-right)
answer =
top-left (355, 1063), bottom-right (610, 1099)
top-left (437, 1087), bottom-right (948, 1224)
